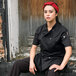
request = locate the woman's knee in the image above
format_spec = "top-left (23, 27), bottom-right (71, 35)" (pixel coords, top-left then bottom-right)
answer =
top-left (13, 60), bottom-right (22, 68)
top-left (49, 69), bottom-right (59, 76)
top-left (45, 69), bottom-right (59, 76)
top-left (13, 58), bottom-right (29, 71)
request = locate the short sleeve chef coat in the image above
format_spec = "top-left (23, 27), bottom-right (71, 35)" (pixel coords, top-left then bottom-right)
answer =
top-left (33, 22), bottom-right (72, 72)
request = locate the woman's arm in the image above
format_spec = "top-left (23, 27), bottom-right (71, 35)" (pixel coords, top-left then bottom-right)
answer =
top-left (49, 46), bottom-right (72, 72)
top-left (30, 45), bottom-right (37, 63)
top-left (29, 45), bottom-right (37, 74)
top-left (60, 46), bottom-right (72, 69)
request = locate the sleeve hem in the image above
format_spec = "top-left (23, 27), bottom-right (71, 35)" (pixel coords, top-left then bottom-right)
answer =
top-left (64, 44), bottom-right (72, 47)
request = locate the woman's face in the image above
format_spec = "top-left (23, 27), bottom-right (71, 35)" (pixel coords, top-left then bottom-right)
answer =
top-left (44, 5), bottom-right (58, 22)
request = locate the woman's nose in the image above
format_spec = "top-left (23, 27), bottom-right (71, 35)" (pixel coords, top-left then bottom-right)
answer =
top-left (47, 14), bottom-right (50, 16)
top-left (46, 12), bottom-right (50, 16)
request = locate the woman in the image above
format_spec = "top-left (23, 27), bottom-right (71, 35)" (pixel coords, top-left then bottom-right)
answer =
top-left (9, 2), bottom-right (72, 76)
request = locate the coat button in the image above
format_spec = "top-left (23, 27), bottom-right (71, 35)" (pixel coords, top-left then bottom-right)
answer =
top-left (48, 57), bottom-right (51, 59)
top-left (49, 38), bottom-right (52, 40)
top-left (63, 36), bottom-right (66, 39)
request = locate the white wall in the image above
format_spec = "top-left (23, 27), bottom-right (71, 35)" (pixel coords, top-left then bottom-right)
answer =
top-left (7, 0), bottom-right (19, 59)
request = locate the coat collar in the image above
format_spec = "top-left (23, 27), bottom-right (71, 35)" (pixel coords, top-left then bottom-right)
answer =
top-left (42, 22), bottom-right (58, 32)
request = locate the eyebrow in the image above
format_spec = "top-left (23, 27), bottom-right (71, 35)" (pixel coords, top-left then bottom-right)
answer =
top-left (44, 10), bottom-right (54, 11)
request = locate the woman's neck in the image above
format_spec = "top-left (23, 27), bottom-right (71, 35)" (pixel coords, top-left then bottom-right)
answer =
top-left (47, 20), bottom-right (56, 31)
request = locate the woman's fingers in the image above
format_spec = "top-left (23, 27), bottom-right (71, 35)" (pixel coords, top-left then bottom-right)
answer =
top-left (49, 64), bottom-right (63, 72)
top-left (35, 66), bottom-right (37, 71)
top-left (29, 61), bottom-right (37, 75)
top-left (54, 68), bottom-right (58, 72)
top-left (49, 64), bottom-right (60, 72)
top-left (29, 68), bottom-right (35, 75)
top-left (29, 65), bottom-right (37, 75)
top-left (49, 64), bottom-right (56, 70)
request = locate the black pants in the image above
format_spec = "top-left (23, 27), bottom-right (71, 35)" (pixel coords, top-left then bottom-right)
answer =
top-left (8, 57), bottom-right (60, 76)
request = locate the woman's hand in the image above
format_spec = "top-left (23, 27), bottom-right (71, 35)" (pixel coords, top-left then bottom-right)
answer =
top-left (29, 45), bottom-right (38, 75)
top-left (29, 61), bottom-right (37, 75)
top-left (49, 64), bottom-right (63, 72)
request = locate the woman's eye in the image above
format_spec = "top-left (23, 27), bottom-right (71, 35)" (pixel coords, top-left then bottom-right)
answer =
top-left (49, 10), bottom-right (53, 13)
top-left (44, 11), bottom-right (47, 13)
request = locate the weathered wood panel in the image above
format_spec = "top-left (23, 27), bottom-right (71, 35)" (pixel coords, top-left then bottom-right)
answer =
top-left (18, 0), bottom-right (30, 47)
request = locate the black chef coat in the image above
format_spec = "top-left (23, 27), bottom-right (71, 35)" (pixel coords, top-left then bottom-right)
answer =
top-left (33, 22), bottom-right (72, 72)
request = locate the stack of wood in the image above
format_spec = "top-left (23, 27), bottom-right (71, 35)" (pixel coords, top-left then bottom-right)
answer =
top-left (0, 15), bottom-right (4, 59)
